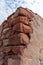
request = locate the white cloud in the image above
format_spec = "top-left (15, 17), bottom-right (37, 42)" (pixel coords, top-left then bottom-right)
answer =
top-left (0, 0), bottom-right (43, 24)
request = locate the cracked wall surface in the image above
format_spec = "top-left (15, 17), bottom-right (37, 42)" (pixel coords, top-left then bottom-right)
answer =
top-left (0, 7), bottom-right (43, 65)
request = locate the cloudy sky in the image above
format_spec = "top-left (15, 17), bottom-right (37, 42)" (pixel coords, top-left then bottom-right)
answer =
top-left (0, 0), bottom-right (43, 24)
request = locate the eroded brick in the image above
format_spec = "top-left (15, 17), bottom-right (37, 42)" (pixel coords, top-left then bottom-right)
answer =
top-left (9, 33), bottom-right (29, 45)
top-left (13, 23), bottom-right (33, 34)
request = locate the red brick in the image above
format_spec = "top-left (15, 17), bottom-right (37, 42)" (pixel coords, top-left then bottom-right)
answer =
top-left (2, 28), bottom-right (10, 34)
top-left (0, 35), bottom-right (5, 40)
top-left (2, 20), bottom-right (9, 29)
top-left (4, 30), bottom-right (11, 38)
top-left (14, 7), bottom-right (33, 19)
top-left (13, 23), bottom-right (33, 33)
top-left (12, 46), bottom-right (25, 55)
top-left (7, 16), bottom-right (29, 26)
top-left (9, 33), bottom-right (29, 45)
top-left (14, 16), bottom-right (29, 24)
top-left (3, 46), bottom-right (11, 54)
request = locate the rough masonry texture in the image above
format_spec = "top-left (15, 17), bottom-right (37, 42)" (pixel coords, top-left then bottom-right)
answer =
top-left (0, 7), bottom-right (43, 65)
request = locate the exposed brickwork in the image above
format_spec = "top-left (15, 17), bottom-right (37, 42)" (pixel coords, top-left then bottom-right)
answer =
top-left (0, 7), bottom-right (43, 65)
top-left (0, 7), bottom-right (33, 65)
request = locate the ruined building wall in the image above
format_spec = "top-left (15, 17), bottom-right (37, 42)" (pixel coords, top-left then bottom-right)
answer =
top-left (0, 7), bottom-right (43, 65)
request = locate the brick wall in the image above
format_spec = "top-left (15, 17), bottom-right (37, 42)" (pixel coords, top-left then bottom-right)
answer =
top-left (0, 7), bottom-right (43, 65)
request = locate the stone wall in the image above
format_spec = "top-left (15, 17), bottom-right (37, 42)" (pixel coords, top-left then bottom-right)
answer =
top-left (0, 7), bottom-right (43, 65)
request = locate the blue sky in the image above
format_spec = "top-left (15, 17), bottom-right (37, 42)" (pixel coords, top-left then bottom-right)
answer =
top-left (0, 0), bottom-right (43, 24)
